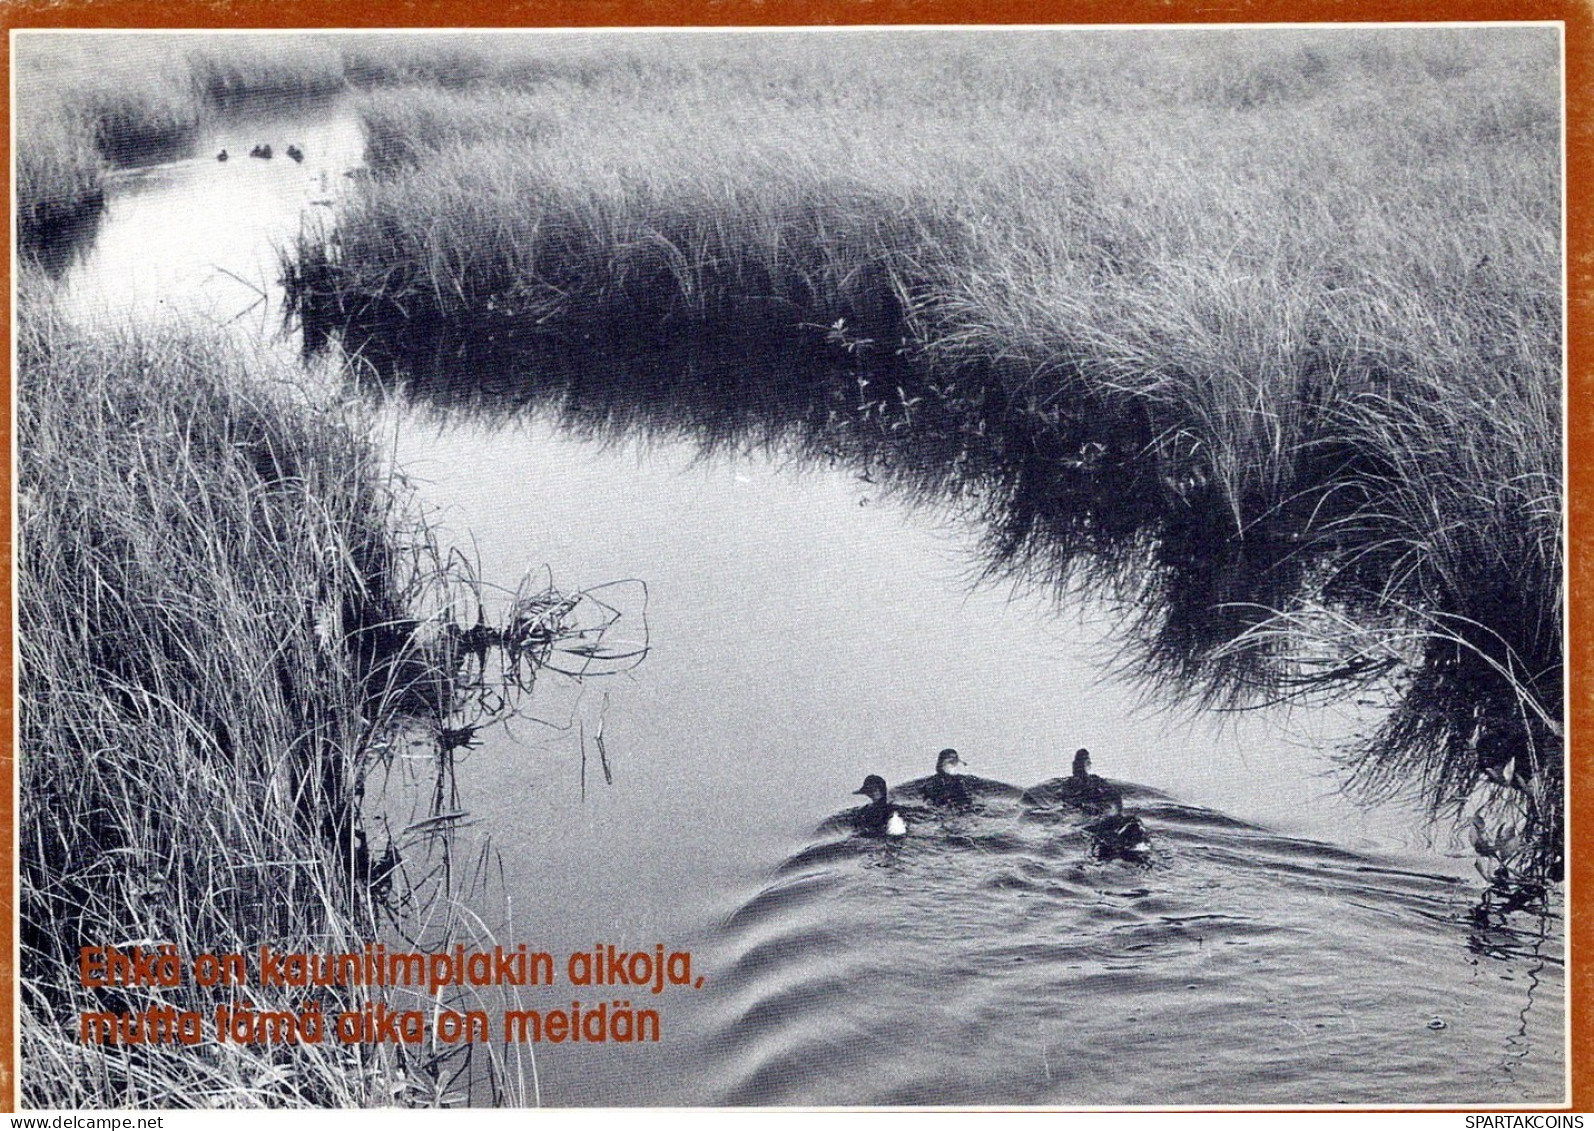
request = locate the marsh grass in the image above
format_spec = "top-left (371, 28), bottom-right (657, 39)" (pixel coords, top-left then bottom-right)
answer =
top-left (17, 37), bottom-right (201, 259)
top-left (18, 263), bottom-right (657, 1102)
top-left (15, 277), bottom-right (494, 1105)
top-left (285, 29), bottom-right (1563, 876)
top-left (184, 36), bottom-right (347, 109)
top-left (15, 31), bottom-right (654, 263)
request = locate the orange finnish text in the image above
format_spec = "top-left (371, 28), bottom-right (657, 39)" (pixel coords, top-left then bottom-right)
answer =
top-left (73, 943), bottom-right (698, 1046)
top-left (78, 998), bottom-right (662, 1045)
top-left (79, 942), bottom-right (698, 994)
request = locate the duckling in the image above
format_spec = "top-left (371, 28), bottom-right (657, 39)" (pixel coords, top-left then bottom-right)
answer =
top-left (1083, 797), bottom-right (1151, 863)
top-left (853, 774), bottom-right (908, 837)
top-left (1023, 748), bottom-right (1122, 814)
top-left (921, 748), bottom-right (972, 809)
top-left (896, 747), bottom-right (1023, 810)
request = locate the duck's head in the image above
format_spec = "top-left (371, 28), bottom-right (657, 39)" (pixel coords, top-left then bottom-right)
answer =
top-left (1072, 748), bottom-right (1092, 779)
top-left (854, 774), bottom-right (890, 804)
top-left (936, 748), bottom-right (963, 776)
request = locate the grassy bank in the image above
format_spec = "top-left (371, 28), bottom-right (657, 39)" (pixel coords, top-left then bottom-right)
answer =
top-left (15, 276), bottom-right (461, 1105)
top-left (286, 30), bottom-right (1562, 874)
top-left (15, 35), bottom-right (346, 262)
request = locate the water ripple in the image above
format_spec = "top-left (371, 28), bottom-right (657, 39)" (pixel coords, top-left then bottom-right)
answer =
top-left (693, 790), bottom-right (1565, 1105)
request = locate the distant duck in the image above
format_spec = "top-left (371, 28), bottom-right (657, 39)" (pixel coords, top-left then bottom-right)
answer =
top-left (853, 774), bottom-right (908, 837)
top-left (249, 144), bottom-right (273, 159)
top-left (1022, 748), bottom-right (1123, 814)
top-left (216, 149), bottom-right (228, 162)
top-left (286, 144), bottom-right (304, 163)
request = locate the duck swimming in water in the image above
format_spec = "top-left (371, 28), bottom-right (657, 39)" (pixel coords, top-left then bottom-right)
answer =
top-left (896, 747), bottom-right (1023, 811)
top-left (1022, 748), bottom-right (1122, 815)
top-left (852, 774), bottom-right (908, 837)
top-left (919, 748), bottom-right (972, 809)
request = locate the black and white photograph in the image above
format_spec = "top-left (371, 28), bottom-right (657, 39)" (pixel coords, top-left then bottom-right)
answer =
top-left (12, 25), bottom-right (1568, 1108)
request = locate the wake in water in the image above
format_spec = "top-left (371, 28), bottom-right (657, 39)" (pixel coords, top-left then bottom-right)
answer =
top-left (694, 775), bottom-right (1563, 1107)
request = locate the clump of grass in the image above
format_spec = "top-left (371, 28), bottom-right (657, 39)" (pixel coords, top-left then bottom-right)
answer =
top-left (14, 104), bottom-right (105, 264)
top-left (17, 37), bottom-right (202, 168)
top-left (184, 35), bottom-right (348, 108)
top-left (292, 79), bottom-right (976, 382)
top-left (15, 39), bottom-right (196, 266)
top-left (15, 277), bottom-right (456, 1105)
top-left (1330, 332), bottom-right (1562, 875)
top-left (288, 28), bottom-right (1562, 876)
top-left (359, 86), bottom-right (564, 173)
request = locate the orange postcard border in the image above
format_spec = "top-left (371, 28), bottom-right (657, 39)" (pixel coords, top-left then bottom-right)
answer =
top-left (0, 0), bottom-right (1584, 1113)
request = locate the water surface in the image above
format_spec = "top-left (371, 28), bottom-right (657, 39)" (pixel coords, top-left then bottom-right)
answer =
top-left (380, 416), bottom-right (1562, 1106)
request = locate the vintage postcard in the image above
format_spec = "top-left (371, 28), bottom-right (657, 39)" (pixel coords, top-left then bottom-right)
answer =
top-left (6, 10), bottom-right (1581, 1111)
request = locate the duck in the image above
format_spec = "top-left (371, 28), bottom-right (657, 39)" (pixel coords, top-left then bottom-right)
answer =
top-left (918, 748), bottom-right (972, 809)
top-left (1022, 748), bottom-right (1122, 815)
top-left (285, 144), bottom-right (304, 163)
top-left (1083, 798), bottom-right (1152, 863)
top-left (216, 149), bottom-right (228, 162)
top-left (896, 747), bottom-right (1024, 810)
top-left (852, 774), bottom-right (908, 837)
top-left (249, 143), bottom-right (273, 159)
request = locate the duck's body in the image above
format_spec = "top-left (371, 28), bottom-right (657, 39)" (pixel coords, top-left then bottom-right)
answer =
top-left (1022, 748), bottom-right (1123, 815)
top-left (848, 774), bottom-right (909, 837)
top-left (923, 771), bottom-right (972, 809)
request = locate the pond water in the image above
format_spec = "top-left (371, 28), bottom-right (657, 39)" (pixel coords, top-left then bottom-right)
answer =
top-left (45, 96), bottom-right (1565, 1107)
top-left (55, 98), bottom-right (365, 332)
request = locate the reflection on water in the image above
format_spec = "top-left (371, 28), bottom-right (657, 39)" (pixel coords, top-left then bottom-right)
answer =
top-left (312, 278), bottom-right (1563, 876)
top-left (381, 417), bottom-right (1563, 1106)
